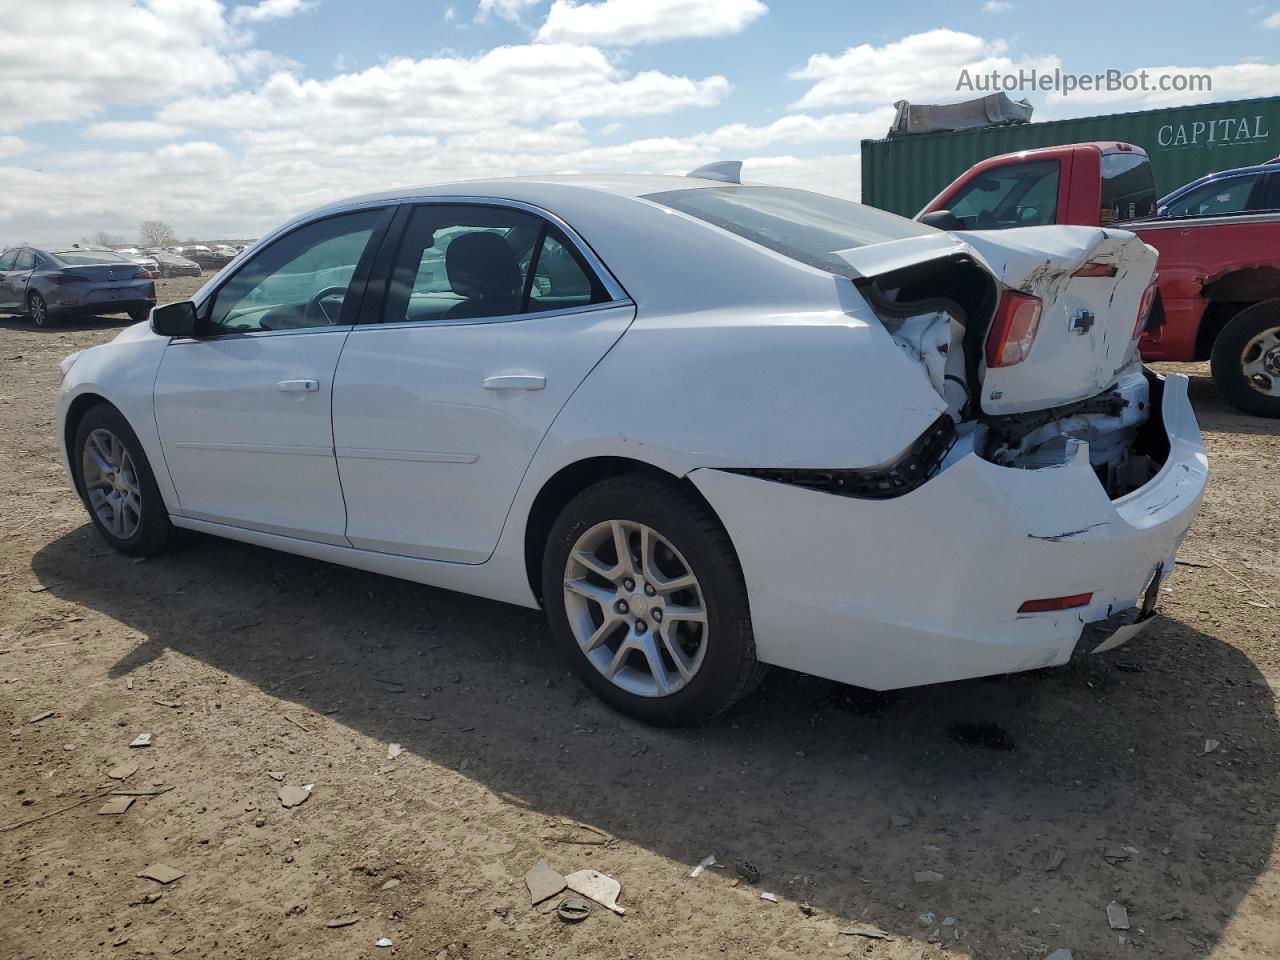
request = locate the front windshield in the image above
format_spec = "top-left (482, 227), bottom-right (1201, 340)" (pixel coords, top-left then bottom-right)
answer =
top-left (643, 185), bottom-right (936, 275)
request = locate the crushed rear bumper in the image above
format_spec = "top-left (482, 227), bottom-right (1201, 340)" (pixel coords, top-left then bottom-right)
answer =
top-left (689, 372), bottom-right (1207, 690)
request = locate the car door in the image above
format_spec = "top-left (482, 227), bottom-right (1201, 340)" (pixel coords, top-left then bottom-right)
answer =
top-left (2, 248), bottom-right (35, 309)
top-left (0, 249), bottom-right (18, 309)
top-left (331, 201), bottom-right (635, 563)
top-left (153, 206), bottom-right (392, 544)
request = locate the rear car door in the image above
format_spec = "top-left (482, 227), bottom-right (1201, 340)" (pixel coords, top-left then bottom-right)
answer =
top-left (331, 201), bottom-right (635, 563)
top-left (153, 206), bottom-right (392, 544)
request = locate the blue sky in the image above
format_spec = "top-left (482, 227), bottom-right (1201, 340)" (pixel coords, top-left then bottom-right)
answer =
top-left (2, 0), bottom-right (1278, 244)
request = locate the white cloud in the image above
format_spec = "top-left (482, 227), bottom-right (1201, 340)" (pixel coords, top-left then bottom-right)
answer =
top-left (0, 136), bottom-right (27, 158)
top-left (158, 44), bottom-right (730, 136)
top-left (87, 121), bottom-right (190, 140)
top-left (0, 0), bottom-right (266, 132)
top-left (1039, 61), bottom-right (1280, 114)
top-left (982, 0), bottom-right (1013, 11)
top-left (536, 0), bottom-right (766, 45)
top-left (231, 0), bottom-right (315, 23)
top-left (1263, 10), bottom-right (1280, 26)
top-left (793, 29), bottom-right (1054, 110)
top-left (790, 29), bottom-right (1058, 111)
top-left (476, 0), bottom-right (541, 21)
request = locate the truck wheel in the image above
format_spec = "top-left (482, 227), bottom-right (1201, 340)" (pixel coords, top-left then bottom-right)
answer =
top-left (541, 473), bottom-right (767, 726)
top-left (1210, 300), bottom-right (1280, 418)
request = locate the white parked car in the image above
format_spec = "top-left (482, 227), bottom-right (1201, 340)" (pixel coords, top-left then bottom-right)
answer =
top-left (56, 166), bottom-right (1208, 725)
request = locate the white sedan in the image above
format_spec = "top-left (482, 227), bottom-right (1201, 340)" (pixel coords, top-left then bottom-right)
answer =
top-left (57, 165), bottom-right (1208, 725)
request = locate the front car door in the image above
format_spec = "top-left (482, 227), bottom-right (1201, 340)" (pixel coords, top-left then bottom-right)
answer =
top-left (0, 249), bottom-right (18, 310)
top-left (331, 200), bottom-right (635, 563)
top-left (153, 205), bottom-right (392, 544)
top-left (4, 248), bottom-right (35, 311)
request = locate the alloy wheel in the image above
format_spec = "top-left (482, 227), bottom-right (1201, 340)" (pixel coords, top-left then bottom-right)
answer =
top-left (1241, 326), bottom-right (1280, 397)
top-left (29, 294), bottom-right (47, 326)
top-left (81, 428), bottom-right (143, 539)
top-left (562, 519), bottom-right (708, 698)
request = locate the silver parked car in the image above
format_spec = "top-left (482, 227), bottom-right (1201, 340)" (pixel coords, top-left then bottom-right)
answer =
top-left (0, 246), bottom-right (156, 327)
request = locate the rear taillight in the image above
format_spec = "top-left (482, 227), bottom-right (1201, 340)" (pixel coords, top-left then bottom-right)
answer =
top-left (47, 274), bottom-right (89, 285)
top-left (1133, 276), bottom-right (1158, 338)
top-left (985, 291), bottom-right (1043, 368)
top-left (132, 270), bottom-right (154, 280)
top-left (1018, 592), bottom-right (1093, 613)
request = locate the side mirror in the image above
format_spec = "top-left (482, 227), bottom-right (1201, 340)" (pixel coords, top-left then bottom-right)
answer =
top-left (919, 209), bottom-right (964, 231)
top-left (1156, 205), bottom-right (1169, 217)
top-left (151, 300), bottom-right (198, 337)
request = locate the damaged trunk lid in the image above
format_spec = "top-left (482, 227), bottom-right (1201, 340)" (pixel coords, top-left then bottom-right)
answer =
top-left (837, 225), bottom-right (1158, 417)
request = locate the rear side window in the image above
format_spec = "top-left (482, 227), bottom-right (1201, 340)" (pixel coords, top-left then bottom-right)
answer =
top-left (381, 204), bottom-right (608, 325)
top-left (14, 249), bottom-right (35, 270)
top-left (947, 160), bottom-right (1059, 229)
top-left (1102, 152), bottom-right (1157, 223)
top-left (1164, 173), bottom-right (1261, 218)
top-left (1259, 172), bottom-right (1280, 212)
top-left (643, 186), bottom-right (935, 276)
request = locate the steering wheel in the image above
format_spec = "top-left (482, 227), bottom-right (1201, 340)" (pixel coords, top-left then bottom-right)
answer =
top-left (304, 285), bottom-right (348, 325)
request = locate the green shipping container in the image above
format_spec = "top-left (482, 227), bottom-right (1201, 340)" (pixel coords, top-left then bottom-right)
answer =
top-left (860, 95), bottom-right (1280, 217)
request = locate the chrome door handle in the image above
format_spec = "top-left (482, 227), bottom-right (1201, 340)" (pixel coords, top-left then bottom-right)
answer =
top-left (277, 379), bottom-right (319, 393)
top-left (483, 375), bottom-right (545, 391)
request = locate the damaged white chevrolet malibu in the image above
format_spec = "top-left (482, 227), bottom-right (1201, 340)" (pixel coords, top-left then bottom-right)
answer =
top-left (57, 164), bottom-right (1207, 725)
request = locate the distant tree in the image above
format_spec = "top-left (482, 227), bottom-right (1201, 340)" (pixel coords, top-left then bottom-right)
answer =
top-left (86, 229), bottom-right (125, 248)
top-left (139, 220), bottom-right (177, 248)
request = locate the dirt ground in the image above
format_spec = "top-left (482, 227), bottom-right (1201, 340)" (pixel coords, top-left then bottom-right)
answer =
top-left (1, 278), bottom-right (1278, 960)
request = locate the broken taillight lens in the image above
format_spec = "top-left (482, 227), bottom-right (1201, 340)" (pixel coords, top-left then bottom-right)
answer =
top-left (1133, 276), bottom-right (1158, 338)
top-left (985, 291), bottom-right (1043, 368)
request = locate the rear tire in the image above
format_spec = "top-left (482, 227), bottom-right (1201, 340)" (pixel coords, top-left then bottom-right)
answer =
top-left (541, 473), bottom-right (766, 726)
top-left (27, 291), bottom-right (52, 327)
top-left (72, 405), bottom-right (173, 556)
top-left (128, 307), bottom-right (151, 323)
top-left (1209, 299), bottom-right (1280, 418)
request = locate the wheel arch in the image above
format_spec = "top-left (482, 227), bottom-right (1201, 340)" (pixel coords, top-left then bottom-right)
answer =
top-left (63, 392), bottom-right (117, 499)
top-left (521, 456), bottom-right (730, 604)
top-left (1196, 267), bottom-right (1280, 360)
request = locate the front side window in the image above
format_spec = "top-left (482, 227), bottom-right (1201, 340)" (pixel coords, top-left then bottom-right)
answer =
top-left (1164, 174), bottom-right (1261, 218)
top-left (382, 204), bottom-right (607, 324)
top-left (205, 208), bottom-right (383, 334)
top-left (0, 250), bottom-right (16, 271)
top-left (947, 160), bottom-right (1060, 229)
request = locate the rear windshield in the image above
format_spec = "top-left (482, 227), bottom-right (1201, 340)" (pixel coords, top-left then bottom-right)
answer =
top-left (1102, 152), bottom-right (1157, 223)
top-left (49, 250), bottom-right (134, 265)
top-left (643, 186), bottom-right (936, 275)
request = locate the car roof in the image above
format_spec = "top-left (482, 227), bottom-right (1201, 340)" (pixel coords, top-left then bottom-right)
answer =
top-left (213, 174), bottom-right (862, 316)
top-left (1160, 162), bottom-right (1278, 203)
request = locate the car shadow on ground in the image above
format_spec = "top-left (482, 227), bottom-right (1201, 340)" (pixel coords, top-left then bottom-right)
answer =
top-left (1181, 372), bottom-right (1280, 438)
top-left (0, 313), bottom-right (135, 334)
top-left (32, 525), bottom-right (1278, 957)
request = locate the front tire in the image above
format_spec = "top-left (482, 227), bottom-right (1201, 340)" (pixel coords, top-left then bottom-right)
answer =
top-left (541, 474), bottom-right (765, 726)
top-left (1210, 300), bottom-right (1280, 418)
top-left (73, 405), bottom-right (173, 556)
top-left (27, 291), bottom-right (52, 327)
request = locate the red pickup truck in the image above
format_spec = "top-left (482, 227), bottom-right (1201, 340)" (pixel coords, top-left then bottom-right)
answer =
top-left (919, 142), bottom-right (1280, 417)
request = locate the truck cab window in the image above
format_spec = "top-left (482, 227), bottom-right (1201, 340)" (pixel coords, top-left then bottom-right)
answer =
top-left (948, 160), bottom-right (1059, 229)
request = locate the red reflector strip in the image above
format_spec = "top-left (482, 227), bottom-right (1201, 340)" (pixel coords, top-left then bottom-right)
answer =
top-left (1017, 592), bottom-right (1093, 613)
top-left (1072, 261), bottom-right (1117, 278)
